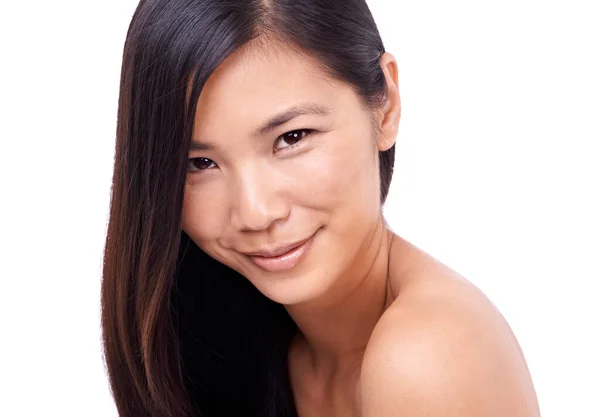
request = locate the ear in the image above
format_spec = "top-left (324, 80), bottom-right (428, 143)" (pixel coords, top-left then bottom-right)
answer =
top-left (375, 52), bottom-right (401, 152)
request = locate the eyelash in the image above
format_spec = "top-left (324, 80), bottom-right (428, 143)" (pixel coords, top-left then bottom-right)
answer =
top-left (187, 128), bottom-right (314, 173)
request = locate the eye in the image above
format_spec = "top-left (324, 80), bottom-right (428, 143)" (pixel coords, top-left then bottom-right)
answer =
top-left (188, 157), bottom-right (216, 172)
top-left (274, 129), bottom-right (313, 152)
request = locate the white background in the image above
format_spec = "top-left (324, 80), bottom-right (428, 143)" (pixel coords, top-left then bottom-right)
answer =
top-left (0, 0), bottom-right (598, 416)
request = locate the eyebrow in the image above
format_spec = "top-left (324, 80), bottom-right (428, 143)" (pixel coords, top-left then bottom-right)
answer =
top-left (189, 102), bottom-right (331, 151)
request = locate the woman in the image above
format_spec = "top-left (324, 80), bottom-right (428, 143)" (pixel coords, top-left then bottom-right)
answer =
top-left (101, 0), bottom-right (541, 416)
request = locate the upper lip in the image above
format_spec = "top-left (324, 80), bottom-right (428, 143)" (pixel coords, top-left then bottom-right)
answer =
top-left (243, 235), bottom-right (313, 258)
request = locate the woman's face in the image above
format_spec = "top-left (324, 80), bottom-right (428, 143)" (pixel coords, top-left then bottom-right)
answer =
top-left (182, 43), bottom-right (392, 305)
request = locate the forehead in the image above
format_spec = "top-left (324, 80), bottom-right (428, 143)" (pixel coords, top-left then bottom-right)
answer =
top-left (192, 41), bottom-right (354, 135)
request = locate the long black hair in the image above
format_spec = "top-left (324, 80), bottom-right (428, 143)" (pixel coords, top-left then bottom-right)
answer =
top-left (101, 0), bottom-right (395, 416)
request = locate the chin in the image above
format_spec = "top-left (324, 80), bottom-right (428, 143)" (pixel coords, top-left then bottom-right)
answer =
top-left (224, 228), bottom-right (325, 302)
top-left (242, 265), bottom-right (334, 306)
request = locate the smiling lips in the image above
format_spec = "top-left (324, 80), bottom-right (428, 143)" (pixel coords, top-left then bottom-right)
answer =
top-left (245, 233), bottom-right (316, 272)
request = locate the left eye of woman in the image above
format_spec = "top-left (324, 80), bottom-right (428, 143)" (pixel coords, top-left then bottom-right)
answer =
top-left (273, 129), bottom-right (314, 152)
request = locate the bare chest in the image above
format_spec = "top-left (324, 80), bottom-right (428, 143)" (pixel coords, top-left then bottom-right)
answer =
top-left (288, 348), bottom-right (363, 417)
top-left (291, 374), bottom-right (362, 417)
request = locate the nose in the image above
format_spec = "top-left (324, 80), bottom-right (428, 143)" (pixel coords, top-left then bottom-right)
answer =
top-left (229, 164), bottom-right (290, 232)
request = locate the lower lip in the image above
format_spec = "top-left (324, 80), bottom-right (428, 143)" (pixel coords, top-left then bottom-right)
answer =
top-left (249, 233), bottom-right (316, 273)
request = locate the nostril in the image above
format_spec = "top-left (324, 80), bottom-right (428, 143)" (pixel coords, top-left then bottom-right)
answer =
top-left (231, 199), bottom-right (290, 232)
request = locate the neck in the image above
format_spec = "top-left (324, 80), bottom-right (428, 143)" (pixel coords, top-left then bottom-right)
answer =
top-left (284, 214), bottom-right (394, 377)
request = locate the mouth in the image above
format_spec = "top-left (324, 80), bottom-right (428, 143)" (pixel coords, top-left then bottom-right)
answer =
top-left (245, 231), bottom-right (318, 273)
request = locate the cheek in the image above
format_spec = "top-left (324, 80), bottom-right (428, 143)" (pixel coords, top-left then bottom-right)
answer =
top-left (181, 184), bottom-right (228, 246)
top-left (298, 131), bottom-right (380, 215)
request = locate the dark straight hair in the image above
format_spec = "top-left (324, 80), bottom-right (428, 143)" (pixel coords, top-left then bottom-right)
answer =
top-left (101, 0), bottom-right (395, 416)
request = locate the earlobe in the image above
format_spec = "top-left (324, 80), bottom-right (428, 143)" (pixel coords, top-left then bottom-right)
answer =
top-left (376, 53), bottom-right (401, 152)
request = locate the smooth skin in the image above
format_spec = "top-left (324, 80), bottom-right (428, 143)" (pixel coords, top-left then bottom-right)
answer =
top-left (182, 37), bottom-right (540, 417)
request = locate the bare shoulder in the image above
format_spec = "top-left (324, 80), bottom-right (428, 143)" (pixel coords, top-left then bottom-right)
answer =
top-left (360, 237), bottom-right (540, 417)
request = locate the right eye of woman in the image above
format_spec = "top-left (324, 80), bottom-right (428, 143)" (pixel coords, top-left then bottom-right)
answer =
top-left (188, 157), bottom-right (216, 172)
